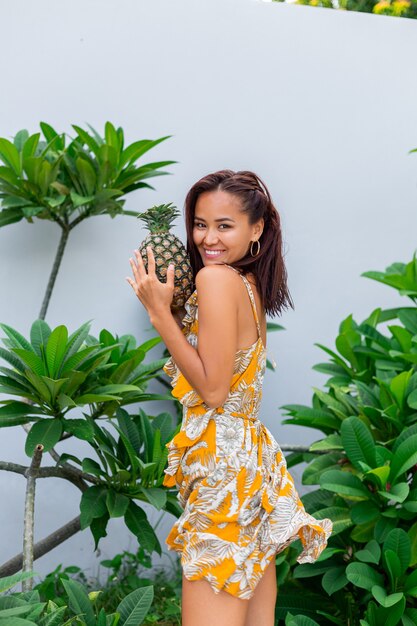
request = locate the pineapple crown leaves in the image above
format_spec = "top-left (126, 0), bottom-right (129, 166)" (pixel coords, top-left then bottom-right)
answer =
top-left (136, 202), bottom-right (181, 233)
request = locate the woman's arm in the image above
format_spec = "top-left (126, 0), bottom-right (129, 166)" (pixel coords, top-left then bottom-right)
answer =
top-left (151, 265), bottom-right (239, 408)
top-left (170, 305), bottom-right (186, 329)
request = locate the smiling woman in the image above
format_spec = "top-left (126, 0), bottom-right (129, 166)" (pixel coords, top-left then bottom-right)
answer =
top-left (127, 169), bottom-right (333, 626)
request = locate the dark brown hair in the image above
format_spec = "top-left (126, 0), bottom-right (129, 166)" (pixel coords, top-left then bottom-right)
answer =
top-left (184, 169), bottom-right (294, 317)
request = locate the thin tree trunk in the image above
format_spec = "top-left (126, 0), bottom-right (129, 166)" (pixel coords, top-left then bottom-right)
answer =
top-left (38, 226), bottom-right (70, 320)
top-left (22, 444), bottom-right (43, 591)
top-left (1, 516), bottom-right (81, 579)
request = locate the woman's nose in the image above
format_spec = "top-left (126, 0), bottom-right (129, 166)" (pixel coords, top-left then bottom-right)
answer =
top-left (203, 231), bottom-right (220, 245)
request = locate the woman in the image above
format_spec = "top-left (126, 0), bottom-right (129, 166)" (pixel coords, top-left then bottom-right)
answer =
top-left (126, 170), bottom-right (333, 626)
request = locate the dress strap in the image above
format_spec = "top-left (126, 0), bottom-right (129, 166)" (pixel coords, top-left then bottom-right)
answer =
top-left (223, 264), bottom-right (262, 339)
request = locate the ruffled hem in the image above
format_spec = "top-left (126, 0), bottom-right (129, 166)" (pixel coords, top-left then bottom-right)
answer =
top-left (166, 503), bottom-right (332, 600)
top-left (163, 417), bottom-right (333, 599)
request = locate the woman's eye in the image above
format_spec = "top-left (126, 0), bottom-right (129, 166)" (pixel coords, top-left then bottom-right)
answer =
top-left (194, 223), bottom-right (229, 229)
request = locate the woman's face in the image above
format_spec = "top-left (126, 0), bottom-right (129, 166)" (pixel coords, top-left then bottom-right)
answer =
top-left (193, 190), bottom-right (263, 266)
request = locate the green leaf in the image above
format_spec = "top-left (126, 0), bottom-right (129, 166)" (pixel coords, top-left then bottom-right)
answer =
top-left (371, 585), bottom-right (404, 608)
top-left (30, 320), bottom-right (51, 357)
top-left (319, 470), bottom-right (370, 500)
top-left (408, 522), bottom-right (417, 567)
top-left (378, 482), bottom-right (409, 503)
top-left (11, 349), bottom-right (45, 376)
top-left (0, 617), bottom-right (37, 626)
top-left (0, 402), bottom-right (44, 421)
top-left (40, 376), bottom-right (69, 404)
top-left (139, 487), bottom-right (167, 511)
top-left (0, 138), bottom-right (21, 175)
top-left (383, 549), bottom-right (402, 590)
top-left (79, 486), bottom-right (108, 529)
top-left (75, 157), bottom-right (97, 196)
top-left (61, 578), bottom-right (95, 626)
top-left (76, 393), bottom-right (122, 404)
top-left (404, 568), bottom-right (417, 597)
top-left (0, 571), bottom-right (36, 593)
top-left (0, 208), bottom-right (23, 227)
top-left (45, 326), bottom-right (68, 378)
top-left (116, 586), bottom-right (154, 626)
top-left (25, 419), bottom-right (63, 456)
top-left (116, 407), bottom-right (141, 453)
top-left (81, 458), bottom-right (104, 478)
top-left (63, 419), bottom-right (94, 441)
top-left (389, 434), bottom-right (417, 482)
top-left (22, 134), bottom-right (40, 160)
top-left (69, 190), bottom-right (95, 208)
top-left (71, 125), bottom-right (101, 155)
top-left (0, 323), bottom-right (34, 351)
top-left (345, 563), bottom-right (384, 591)
top-left (340, 417), bottom-right (376, 470)
top-left (106, 491), bottom-right (129, 518)
top-left (90, 513), bottom-right (109, 551)
top-left (384, 529), bottom-right (411, 575)
top-left (309, 434), bottom-right (343, 452)
top-left (119, 136), bottom-right (171, 168)
top-left (25, 371), bottom-right (52, 403)
top-left (13, 129), bottom-right (29, 151)
top-left (355, 540), bottom-right (381, 565)
top-left (390, 370), bottom-right (412, 409)
top-left (124, 501), bottom-right (159, 554)
top-left (321, 566), bottom-right (348, 596)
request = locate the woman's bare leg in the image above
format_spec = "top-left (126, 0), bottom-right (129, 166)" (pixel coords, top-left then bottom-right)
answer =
top-left (182, 574), bottom-right (249, 626)
top-left (244, 558), bottom-right (277, 626)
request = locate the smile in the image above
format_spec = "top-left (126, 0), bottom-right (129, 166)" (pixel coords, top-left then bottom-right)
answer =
top-left (204, 249), bottom-right (225, 257)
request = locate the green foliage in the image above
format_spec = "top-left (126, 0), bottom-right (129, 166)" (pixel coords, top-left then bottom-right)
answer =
top-left (0, 122), bottom-right (176, 229)
top-left (0, 319), bottom-right (172, 427)
top-left (277, 251), bottom-right (417, 624)
top-left (34, 551), bottom-right (182, 626)
top-left (0, 570), bottom-right (154, 625)
top-left (0, 319), bottom-right (184, 552)
top-left (273, 0), bottom-right (417, 19)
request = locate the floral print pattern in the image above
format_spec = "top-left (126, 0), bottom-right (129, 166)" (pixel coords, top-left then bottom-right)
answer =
top-left (162, 265), bottom-right (333, 599)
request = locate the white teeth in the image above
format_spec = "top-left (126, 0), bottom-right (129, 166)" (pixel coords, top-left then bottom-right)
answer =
top-left (205, 250), bottom-right (224, 255)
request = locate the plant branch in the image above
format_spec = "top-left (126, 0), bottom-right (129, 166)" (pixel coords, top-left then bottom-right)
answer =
top-left (279, 444), bottom-right (330, 454)
top-left (0, 460), bottom-right (100, 487)
top-left (0, 516), bottom-right (81, 578)
top-left (68, 213), bottom-right (86, 230)
top-left (38, 225), bottom-right (70, 320)
top-left (22, 444), bottom-right (44, 591)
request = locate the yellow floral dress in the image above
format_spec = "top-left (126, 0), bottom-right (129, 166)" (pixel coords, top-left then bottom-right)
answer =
top-left (162, 264), bottom-right (333, 599)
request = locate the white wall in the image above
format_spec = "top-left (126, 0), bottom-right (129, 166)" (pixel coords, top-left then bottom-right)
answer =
top-left (0, 0), bottom-right (416, 579)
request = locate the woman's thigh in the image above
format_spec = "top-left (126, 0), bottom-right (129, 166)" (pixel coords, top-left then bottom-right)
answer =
top-left (181, 574), bottom-right (249, 626)
top-left (244, 558), bottom-right (277, 626)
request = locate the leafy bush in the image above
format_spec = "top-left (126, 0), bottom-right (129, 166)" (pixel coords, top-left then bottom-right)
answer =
top-left (0, 318), bottom-right (184, 554)
top-left (35, 549), bottom-right (182, 626)
top-left (277, 253), bottom-right (417, 624)
top-left (0, 570), bottom-right (155, 625)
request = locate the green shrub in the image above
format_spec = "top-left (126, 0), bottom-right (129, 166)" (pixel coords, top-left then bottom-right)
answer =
top-left (278, 253), bottom-right (417, 625)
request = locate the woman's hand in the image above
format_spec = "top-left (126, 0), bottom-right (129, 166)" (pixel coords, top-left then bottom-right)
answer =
top-left (125, 245), bottom-right (175, 321)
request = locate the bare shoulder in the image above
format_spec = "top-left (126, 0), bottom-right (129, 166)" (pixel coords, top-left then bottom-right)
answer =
top-left (195, 264), bottom-right (241, 298)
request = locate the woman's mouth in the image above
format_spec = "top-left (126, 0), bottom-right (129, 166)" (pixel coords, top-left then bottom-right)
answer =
top-left (203, 249), bottom-right (226, 258)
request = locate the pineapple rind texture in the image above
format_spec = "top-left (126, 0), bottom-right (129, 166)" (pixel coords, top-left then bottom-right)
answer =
top-left (137, 203), bottom-right (194, 308)
top-left (139, 234), bottom-right (193, 308)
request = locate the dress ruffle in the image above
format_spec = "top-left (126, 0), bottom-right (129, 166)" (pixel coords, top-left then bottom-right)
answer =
top-left (162, 286), bottom-right (333, 599)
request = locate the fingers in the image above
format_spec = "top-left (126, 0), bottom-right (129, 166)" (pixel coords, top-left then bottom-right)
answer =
top-left (125, 276), bottom-right (143, 303)
top-left (146, 245), bottom-right (156, 277)
top-left (166, 262), bottom-right (175, 287)
top-left (133, 248), bottom-right (146, 282)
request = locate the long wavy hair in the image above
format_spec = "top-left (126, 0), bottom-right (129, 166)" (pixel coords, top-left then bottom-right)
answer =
top-left (184, 169), bottom-right (294, 317)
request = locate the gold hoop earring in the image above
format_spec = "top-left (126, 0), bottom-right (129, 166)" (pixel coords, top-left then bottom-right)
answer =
top-left (250, 240), bottom-right (260, 257)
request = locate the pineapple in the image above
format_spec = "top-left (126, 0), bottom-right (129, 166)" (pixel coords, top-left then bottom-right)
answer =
top-left (137, 202), bottom-right (194, 309)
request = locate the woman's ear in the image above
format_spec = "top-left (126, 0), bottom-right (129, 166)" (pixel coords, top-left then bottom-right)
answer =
top-left (253, 218), bottom-right (264, 239)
